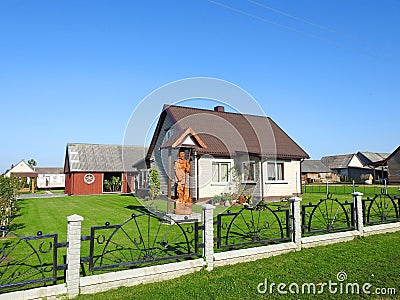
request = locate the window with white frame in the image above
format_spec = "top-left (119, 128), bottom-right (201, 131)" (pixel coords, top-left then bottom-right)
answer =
top-left (212, 162), bottom-right (231, 183)
top-left (267, 161), bottom-right (284, 181)
top-left (242, 161), bottom-right (256, 182)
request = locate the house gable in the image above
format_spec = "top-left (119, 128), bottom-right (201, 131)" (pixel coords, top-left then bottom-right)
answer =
top-left (5, 160), bottom-right (38, 178)
top-left (348, 155), bottom-right (364, 168)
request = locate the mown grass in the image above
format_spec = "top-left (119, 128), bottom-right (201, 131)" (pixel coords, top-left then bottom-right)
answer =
top-left (75, 231), bottom-right (400, 300)
top-left (4, 193), bottom-right (400, 298)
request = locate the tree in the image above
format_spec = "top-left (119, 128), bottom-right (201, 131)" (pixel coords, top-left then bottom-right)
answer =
top-left (103, 176), bottom-right (122, 192)
top-left (0, 176), bottom-right (22, 234)
top-left (148, 168), bottom-right (160, 200)
top-left (28, 158), bottom-right (37, 169)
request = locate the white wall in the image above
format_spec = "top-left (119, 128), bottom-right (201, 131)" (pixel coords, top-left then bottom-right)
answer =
top-left (197, 157), bottom-right (302, 200)
top-left (198, 156), bottom-right (234, 198)
top-left (37, 174), bottom-right (65, 189)
top-left (263, 160), bottom-right (301, 198)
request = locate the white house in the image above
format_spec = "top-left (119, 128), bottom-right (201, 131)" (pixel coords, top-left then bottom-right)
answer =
top-left (146, 105), bottom-right (309, 202)
top-left (36, 167), bottom-right (65, 189)
top-left (3, 160), bottom-right (38, 193)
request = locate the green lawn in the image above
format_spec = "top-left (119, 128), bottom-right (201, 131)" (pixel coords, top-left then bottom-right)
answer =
top-left (3, 193), bottom-right (400, 298)
top-left (75, 231), bottom-right (400, 300)
top-left (15, 194), bottom-right (140, 239)
top-left (12, 192), bottom-right (391, 238)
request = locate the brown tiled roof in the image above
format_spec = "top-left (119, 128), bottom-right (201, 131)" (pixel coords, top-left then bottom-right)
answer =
top-left (147, 105), bottom-right (309, 159)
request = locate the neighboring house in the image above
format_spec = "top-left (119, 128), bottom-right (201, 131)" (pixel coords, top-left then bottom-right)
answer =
top-left (146, 105), bottom-right (309, 202)
top-left (64, 143), bottom-right (148, 195)
top-left (301, 160), bottom-right (337, 183)
top-left (379, 146), bottom-right (400, 184)
top-left (356, 152), bottom-right (390, 182)
top-left (321, 154), bottom-right (372, 181)
top-left (3, 160), bottom-right (38, 193)
top-left (36, 167), bottom-right (65, 189)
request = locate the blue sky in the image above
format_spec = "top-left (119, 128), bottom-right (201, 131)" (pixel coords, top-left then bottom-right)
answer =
top-left (1, 0), bottom-right (399, 172)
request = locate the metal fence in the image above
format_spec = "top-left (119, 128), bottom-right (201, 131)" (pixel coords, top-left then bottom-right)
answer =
top-left (301, 193), bottom-right (355, 235)
top-left (363, 194), bottom-right (400, 226)
top-left (215, 203), bottom-right (291, 249)
top-left (0, 227), bottom-right (67, 293)
top-left (81, 211), bottom-right (201, 272)
top-left (303, 184), bottom-right (399, 196)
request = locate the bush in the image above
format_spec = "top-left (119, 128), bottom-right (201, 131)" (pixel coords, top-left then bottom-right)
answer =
top-left (148, 168), bottom-right (160, 200)
top-left (0, 176), bottom-right (22, 232)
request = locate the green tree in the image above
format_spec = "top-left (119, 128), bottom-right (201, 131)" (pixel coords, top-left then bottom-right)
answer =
top-left (0, 176), bottom-right (22, 234)
top-left (103, 176), bottom-right (122, 192)
top-left (148, 168), bottom-right (160, 200)
top-left (27, 158), bottom-right (37, 169)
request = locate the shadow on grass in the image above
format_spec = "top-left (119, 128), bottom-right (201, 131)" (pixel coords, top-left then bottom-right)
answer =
top-left (124, 205), bottom-right (150, 214)
top-left (7, 223), bottom-right (25, 232)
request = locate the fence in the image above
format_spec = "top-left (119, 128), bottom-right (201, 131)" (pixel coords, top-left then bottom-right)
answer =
top-left (303, 184), bottom-right (400, 196)
top-left (1, 192), bottom-right (400, 299)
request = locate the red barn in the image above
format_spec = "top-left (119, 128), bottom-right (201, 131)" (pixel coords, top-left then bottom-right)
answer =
top-left (64, 143), bottom-right (148, 195)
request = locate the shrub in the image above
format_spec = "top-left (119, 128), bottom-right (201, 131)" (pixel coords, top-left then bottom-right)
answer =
top-left (148, 168), bottom-right (160, 200)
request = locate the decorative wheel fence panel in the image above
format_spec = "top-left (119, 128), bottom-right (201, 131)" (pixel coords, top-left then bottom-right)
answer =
top-left (215, 203), bottom-right (291, 249)
top-left (302, 194), bottom-right (355, 236)
top-left (82, 211), bottom-right (201, 272)
top-left (362, 193), bottom-right (400, 226)
top-left (0, 227), bottom-right (67, 293)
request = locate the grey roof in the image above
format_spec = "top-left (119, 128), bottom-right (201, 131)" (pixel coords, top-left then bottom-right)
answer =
top-left (65, 143), bottom-right (148, 172)
top-left (35, 167), bottom-right (64, 174)
top-left (357, 152), bottom-right (390, 165)
top-left (301, 160), bottom-right (332, 173)
top-left (321, 154), bottom-right (354, 169)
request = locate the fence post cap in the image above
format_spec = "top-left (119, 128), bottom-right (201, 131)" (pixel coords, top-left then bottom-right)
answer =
top-left (202, 204), bottom-right (215, 210)
top-left (289, 197), bottom-right (302, 202)
top-left (352, 192), bottom-right (364, 196)
top-left (67, 214), bottom-right (84, 222)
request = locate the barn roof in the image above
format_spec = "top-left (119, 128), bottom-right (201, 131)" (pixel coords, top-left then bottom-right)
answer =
top-left (301, 160), bottom-right (332, 173)
top-left (321, 154), bottom-right (355, 169)
top-left (381, 145), bottom-right (400, 165)
top-left (65, 143), bottom-right (148, 173)
top-left (357, 152), bottom-right (390, 165)
top-left (147, 105), bottom-right (309, 160)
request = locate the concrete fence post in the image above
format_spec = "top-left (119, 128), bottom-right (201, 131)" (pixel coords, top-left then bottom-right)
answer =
top-left (352, 192), bottom-right (364, 236)
top-left (289, 197), bottom-right (302, 251)
top-left (66, 214), bottom-right (83, 298)
top-left (202, 204), bottom-right (215, 271)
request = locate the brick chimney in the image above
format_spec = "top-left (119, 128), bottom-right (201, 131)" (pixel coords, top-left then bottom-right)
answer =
top-left (214, 106), bottom-right (225, 112)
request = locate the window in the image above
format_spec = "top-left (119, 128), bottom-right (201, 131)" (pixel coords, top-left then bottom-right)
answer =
top-left (165, 128), bottom-right (174, 140)
top-left (267, 162), bottom-right (284, 181)
top-left (212, 162), bottom-right (230, 183)
top-left (242, 161), bottom-right (256, 182)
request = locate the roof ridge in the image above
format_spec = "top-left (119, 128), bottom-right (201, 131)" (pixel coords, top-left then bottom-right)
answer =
top-left (166, 104), bottom-right (270, 119)
top-left (67, 143), bottom-right (147, 148)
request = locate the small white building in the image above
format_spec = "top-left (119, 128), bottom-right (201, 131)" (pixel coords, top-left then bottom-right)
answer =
top-left (36, 167), bottom-right (65, 189)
